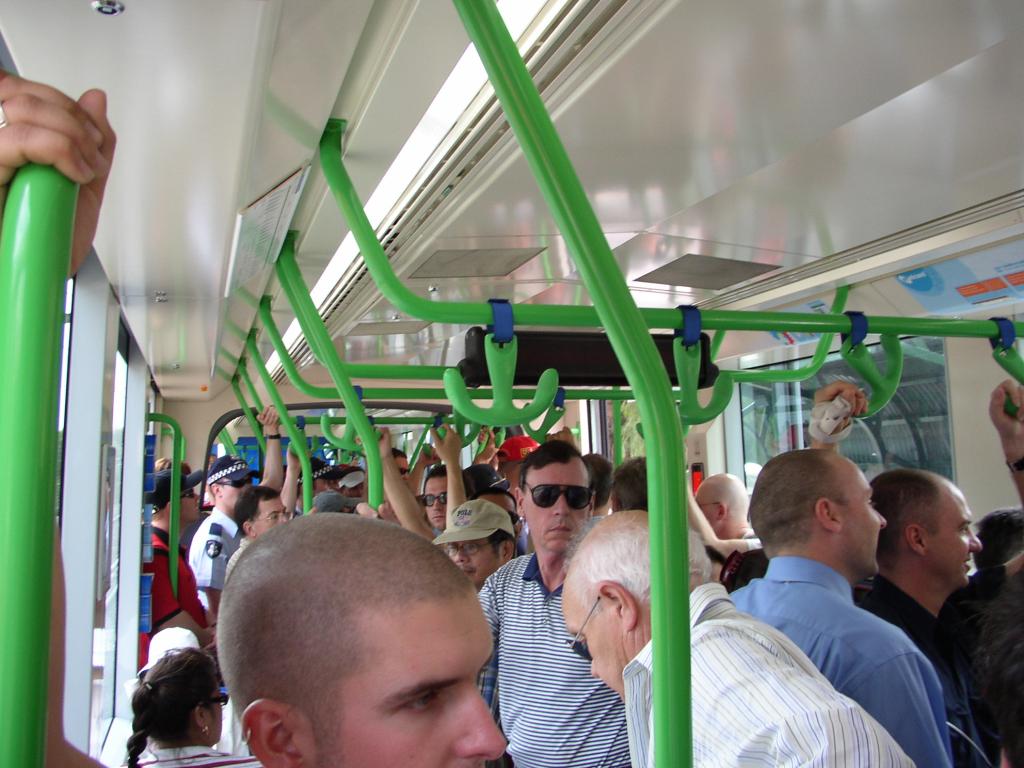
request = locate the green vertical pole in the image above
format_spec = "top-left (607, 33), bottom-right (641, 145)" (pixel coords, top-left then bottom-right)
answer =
top-left (274, 234), bottom-right (384, 508)
top-left (611, 399), bottom-right (623, 466)
top-left (218, 428), bottom-right (239, 457)
top-left (451, 4), bottom-right (691, 765)
top-left (243, 341), bottom-right (315, 513)
top-left (0, 164), bottom-right (77, 768)
top-left (238, 363), bottom-right (266, 414)
top-left (230, 375), bottom-right (266, 454)
top-left (147, 413), bottom-right (184, 597)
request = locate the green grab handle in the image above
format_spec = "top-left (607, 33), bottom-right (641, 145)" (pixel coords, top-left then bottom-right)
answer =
top-left (674, 339), bottom-right (735, 426)
top-left (320, 412), bottom-right (363, 454)
top-left (730, 286), bottom-right (849, 384)
top-left (442, 333), bottom-right (560, 426)
top-left (274, 233), bottom-right (383, 508)
top-left (238, 362), bottom-right (266, 414)
top-left (231, 375), bottom-right (267, 454)
top-left (451, 413), bottom-right (480, 448)
top-left (409, 425), bottom-right (432, 467)
top-left (993, 346), bottom-right (1024, 413)
top-left (840, 333), bottom-right (904, 417)
top-left (242, 342), bottom-right (315, 513)
top-left (521, 399), bottom-right (566, 442)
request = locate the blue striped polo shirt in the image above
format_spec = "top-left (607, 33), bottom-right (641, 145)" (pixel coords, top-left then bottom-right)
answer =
top-left (479, 554), bottom-right (631, 768)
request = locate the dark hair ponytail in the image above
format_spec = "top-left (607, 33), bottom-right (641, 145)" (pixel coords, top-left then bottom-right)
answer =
top-left (126, 648), bottom-right (219, 767)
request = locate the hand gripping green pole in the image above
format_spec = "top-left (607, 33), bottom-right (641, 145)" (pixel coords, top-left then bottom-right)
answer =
top-left (147, 413), bottom-right (185, 597)
top-left (274, 233), bottom-right (384, 508)
top-left (242, 340), bottom-right (315, 513)
top-left (0, 164), bottom-right (77, 767)
top-left (443, 333), bottom-right (561, 426)
top-left (230, 375), bottom-right (267, 454)
top-left (451, 3), bottom-right (690, 766)
top-left (839, 333), bottom-right (904, 417)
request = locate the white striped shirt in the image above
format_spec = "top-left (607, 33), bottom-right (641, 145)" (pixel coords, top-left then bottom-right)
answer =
top-left (129, 745), bottom-right (262, 767)
top-left (479, 554), bottom-right (631, 768)
top-left (623, 583), bottom-right (915, 767)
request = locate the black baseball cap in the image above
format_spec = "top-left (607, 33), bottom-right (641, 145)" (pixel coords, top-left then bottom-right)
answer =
top-left (146, 469), bottom-right (205, 509)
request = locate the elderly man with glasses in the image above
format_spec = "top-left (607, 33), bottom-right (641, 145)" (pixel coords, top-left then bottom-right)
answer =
top-left (478, 440), bottom-right (630, 768)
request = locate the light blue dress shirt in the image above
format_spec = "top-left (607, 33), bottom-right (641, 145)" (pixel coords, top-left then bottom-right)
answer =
top-left (733, 556), bottom-right (953, 768)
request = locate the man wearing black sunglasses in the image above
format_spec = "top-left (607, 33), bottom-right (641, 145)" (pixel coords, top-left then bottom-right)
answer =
top-left (478, 441), bottom-right (631, 767)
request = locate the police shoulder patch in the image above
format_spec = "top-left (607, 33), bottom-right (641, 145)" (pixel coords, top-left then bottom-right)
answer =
top-left (205, 539), bottom-right (222, 559)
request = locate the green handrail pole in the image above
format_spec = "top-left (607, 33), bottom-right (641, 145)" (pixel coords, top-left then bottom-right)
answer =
top-left (218, 428), bottom-right (239, 457)
top-left (0, 164), bottom-right (77, 767)
top-left (274, 234), bottom-right (384, 508)
top-left (230, 375), bottom-right (267, 453)
top-left (409, 425), bottom-right (431, 467)
top-left (730, 286), bottom-right (849, 384)
top-left (243, 342), bottom-right (315, 512)
top-left (452, 3), bottom-right (691, 765)
top-left (238, 363), bottom-right (266, 414)
top-left (148, 413), bottom-right (184, 597)
top-left (258, 297), bottom-right (342, 399)
top-left (611, 399), bottom-right (623, 466)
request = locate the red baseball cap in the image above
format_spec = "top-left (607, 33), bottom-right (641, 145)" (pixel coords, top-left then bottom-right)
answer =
top-left (496, 435), bottom-right (540, 461)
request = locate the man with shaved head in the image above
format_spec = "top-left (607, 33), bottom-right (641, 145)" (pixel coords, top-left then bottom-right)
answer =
top-left (217, 515), bottom-right (506, 767)
top-left (695, 473), bottom-right (756, 542)
top-left (562, 510), bottom-right (912, 767)
top-left (731, 449), bottom-right (953, 768)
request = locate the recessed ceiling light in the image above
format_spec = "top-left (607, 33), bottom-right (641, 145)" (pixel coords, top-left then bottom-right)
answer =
top-left (92, 0), bottom-right (125, 16)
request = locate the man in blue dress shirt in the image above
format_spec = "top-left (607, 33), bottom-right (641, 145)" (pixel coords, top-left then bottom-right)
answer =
top-left (732, 448), bottom-right (953, 768)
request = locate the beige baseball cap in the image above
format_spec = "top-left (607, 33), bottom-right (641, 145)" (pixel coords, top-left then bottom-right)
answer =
top-left (433, 499), bottom-right (515, 545)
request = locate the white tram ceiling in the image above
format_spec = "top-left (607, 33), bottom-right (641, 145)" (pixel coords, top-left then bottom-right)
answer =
top-left (2, 1), bottom-right (1024, 400)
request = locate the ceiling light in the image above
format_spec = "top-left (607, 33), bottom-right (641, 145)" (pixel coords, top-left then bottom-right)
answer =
top-left (91, 0), bottom-right (125, 16)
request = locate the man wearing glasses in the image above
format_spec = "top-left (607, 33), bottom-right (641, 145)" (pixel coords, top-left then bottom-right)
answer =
top-left (478, 441), bottom-right (630, 768)
top-left (225, 485), bottom-right (289, 580)
top-left (141, 468), bottom-right (212, 668)
top-left (189, 456), bottom-right (259, 623)
top-left (435, 499), bottom-right (516, 591)
top-left (562, 511), bottom-right (913, 767)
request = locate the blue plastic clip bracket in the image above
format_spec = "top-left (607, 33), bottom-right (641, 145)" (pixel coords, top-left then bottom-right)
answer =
top-left (675, 305), bottom-right (702, 348)
top-left (486, 298), bottom-right (515, 344)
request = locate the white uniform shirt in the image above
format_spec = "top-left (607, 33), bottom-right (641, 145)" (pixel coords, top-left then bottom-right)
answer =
top-left (624, 583), bottom-right (914, 767)
top-left (187, 508), bottom-right (239, 607)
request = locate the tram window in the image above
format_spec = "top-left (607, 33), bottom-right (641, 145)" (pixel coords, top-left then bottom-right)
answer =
top-left (55, 278), bottom-right (74, 513)
top-left (91, 322), bottom-right (130, 753)
top-left (739, 337), bottom-right (952, 489)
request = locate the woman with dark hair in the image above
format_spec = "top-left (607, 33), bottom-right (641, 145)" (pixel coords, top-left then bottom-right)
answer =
top-left (126, 648), bottom-right (261, 767)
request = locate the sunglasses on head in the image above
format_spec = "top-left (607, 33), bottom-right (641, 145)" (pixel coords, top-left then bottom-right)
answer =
top-left (526, 484), bottom-right (591, 510)
top-left (419, 492), bottom-right (448, 507)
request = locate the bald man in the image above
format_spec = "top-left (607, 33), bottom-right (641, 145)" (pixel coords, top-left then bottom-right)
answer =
top-left (695, 473), bottom-right (756, 542)
top-left (217, 515), bottom-right (506, 767)
top-left (562, 511), bottom-right (912, 767)
top-left (731, 449), bottom-right (953, 768)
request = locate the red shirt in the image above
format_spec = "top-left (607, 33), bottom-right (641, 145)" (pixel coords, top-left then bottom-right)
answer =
top-left (139, 527), bottom-right (209, 669)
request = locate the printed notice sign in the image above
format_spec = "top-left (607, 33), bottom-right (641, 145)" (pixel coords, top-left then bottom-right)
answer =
top-left (896, 242), bottom-right (1024, 314)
